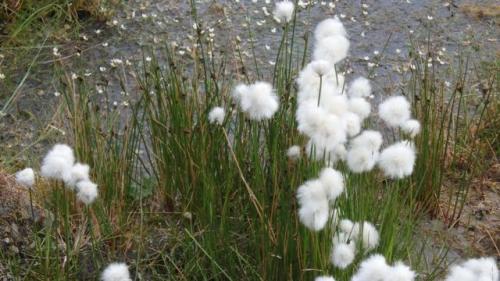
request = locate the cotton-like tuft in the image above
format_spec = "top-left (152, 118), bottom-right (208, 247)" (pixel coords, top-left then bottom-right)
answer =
top-left (401, 119), bottom-right (421, 138)
top-left (314, 17), bottom-right (347, 41)
top-left (341, 112), bottom-right (361, 137)
top-left (331, 242), bottom-right (355, 269)
top-left (273, 1), bottom-right (294, 23)
top-left (15, 168), bottom-right (35, 188)
top-left (348, 97), bottom-right (371, 121)
top-left (378, 141), bottom-right (416, 179)
top-left (62, 163), bottom-right (90, 189)
top-left (313, 35), bottom-right (350, 65)
top-left (40, 144), bottom-right (75, 180)
top-left (315, 276), bottom-right (336, 281)
top-left (319, 167), bottom-right (344, 201)
top-left (76, 180), bottom-right (98, 205)
top-left (310, 60), bottom-right (332, 76)
top-left (358, 221), bottom-right (379, 250)
top-left (208, 106), bottom-right (225, 125)
top-left (234, 82), bottom-right (279, 121)
top-left (351, 254), bottom-right (391, 281)
top-left (378, 96), bottom-right (411, 127)
top-left (339, 219), bottom-right (355, 235)
top-left (460, 257), bottom-right (498, 281)
top-left (287, 145), bottom-right (301, 160)
top-left (322, 94), bottom-right (349, 117)
top-left (297, 180), bottom-right (329, 231)
top-left (444, 265), bottom-right (477, 281)
top-left (101, 262), bottom-right (132, 281)
top-left (306, 140), bottom-right (345, 164)
top-left (348, 77), bottom-right (371, 98)
top-left (350, 130), bottom-right (383, 152)
top-left (296, 63), bottom-right (342, 102)
top-left (346, 146), bottom-right (378, 173)
top-left (386, 261), bottom-right (416, 281)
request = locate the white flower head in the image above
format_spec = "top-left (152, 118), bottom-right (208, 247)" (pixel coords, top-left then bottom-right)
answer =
top-left (350, 130), bottom-right (383, 152)
top-left (234, 82), bottom-right (279, 121)
top-left (314, 16), bottom-right (347, 41)
top-left (315, 276), bottom-right (336, 281)
top-left (101, 262), bottom-right (132, 281)
top-left (348, 77), bottom-right (372, 98)
top-left (347, 146), bottom-right (378, 173)
top-left (378, 141), bottom-right (416, 179)
top-left (401, 119), bottom-right (421, 138)
top-left (351, 254), bottom-right (391, 281)
top-left (444, 265), bottom-right (476, 281)
top-left (274, 1), bottom-right (294, 23)
top-left (386, 261), bottom-right (416, 281)
top-left (310, 60), bottom-right (332, 76)
top-left (313, 35), bottom-right (350, 65)
top-left (296, 63), bottom-right (342, 102)
top-left (331, 242), bottom-right (355, 269)
top-left (339, 219), bottom-right (356, 235)
top-left (378, 96), bottom-right (411, 127)
top-left (76, 180), bottom-right (98, 205)
top-left (322, 94), bottom-right (349, 117)
top-left (208, 106), bottom-right (225, 125)
top-left (62, 163), bottom-right (90, 189)
top-left (460, 257), bottom-right (498, 281)
top-left (348, 97), bottom-right (371, 121)
top-left (297, 179), bottom-right (329, 231)
top-left (15, 168), bottom-right (35, 188)
top-left (319, 167), bottom-right (344, 201)
top-left (40, 144), bottom-right (75, 180)
top-left (358, 221), bottom-right (379, 250)
top-left (341, 112), bottom-right (361, 137)
top-left (287, 145), bottom-right (301, 160)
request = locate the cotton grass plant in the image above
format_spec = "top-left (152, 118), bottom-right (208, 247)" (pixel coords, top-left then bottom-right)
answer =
top-left (4, 1), bottom-right (498, 280)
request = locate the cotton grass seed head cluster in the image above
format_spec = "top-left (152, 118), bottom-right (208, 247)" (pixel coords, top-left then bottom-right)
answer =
top-left (232, 81), bottom-right (279, 121)
top-left (350, 254), bottom-right (415, 281)
top-left (15, 168), bottom-right (35, 188)
top-left (37, 143), bottom-right (98, 205)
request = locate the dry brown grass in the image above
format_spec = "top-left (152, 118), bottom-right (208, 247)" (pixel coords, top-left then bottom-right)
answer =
top-left (460, 4), bottom-right (500, 21)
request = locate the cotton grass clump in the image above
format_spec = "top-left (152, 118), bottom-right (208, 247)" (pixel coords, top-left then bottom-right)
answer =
top-left (378, 141), bottom-right (416, 179)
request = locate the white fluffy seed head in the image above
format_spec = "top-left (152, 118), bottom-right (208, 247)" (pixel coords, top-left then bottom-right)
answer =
top-left (445, 265), bottom-right (477, 281)
top-left (341, 112), bottom-right (361, 137)
top-left (62, 163), bottom-right (90, 189)
top-left (319, 167), bottom-right (344, 201)
top-left (101, 262), bottom-right (132, 281)
top-left (15, 168), bottom-right (35, 188)
top-left (331, 242), bottom-right (356, 269)
top-left (235, 81), bottom-right (279, 121)
top-left (297, 180), bottom-right (329, 231)
top-left (348, 77), bottom-right (371, 98)
top-left (378, 96), bottom-right (411, 127)
top-left (40, 144), bottom-right (75, 180)
top-left (359, 221), bottom-right (379, 250)
top-left (76, 180), bottom-right (98, 205)
top-left (351, 254), bottom-right (391, 281)
top-left (296, 63), bottom-right (342, 102)
top-left (315, 276), bottom-right (336, 281)
top-left (313, 35), bottom-right (350, 65)
top-left (386, 261), bottom-right (416, 281)
top-left (347, 146), bottom-right (378, 173)
top-left (350, 130), bottom-right (383, 152)
top-left (339, 219), bottom-right (355, 235)
top-left (287, 145), bottom-right (301, 160)
top-left (378, 141), bottom-right (416, 179)
top-left (461, 257), bottom-right (499, 281)
top-left (322, 94), bottom-right (349, 117)
top-left (208, 106), bottom-right (225, 125)
top-left (348, 97), bottom-right (371, 121)
top-left (314, 16), bottom-right (347, 41)
top-left (401, 119), bottom-right (421, 138)
top-left (273, 1), bottom-right (294, 23)
top-left (310, 60), bottom-right (332, 76)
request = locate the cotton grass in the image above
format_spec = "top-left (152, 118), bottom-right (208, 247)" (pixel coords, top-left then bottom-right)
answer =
top-left (15, 168), bottom-right (35, 188)
top-left (101, 263), bottom-right (132, 281)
